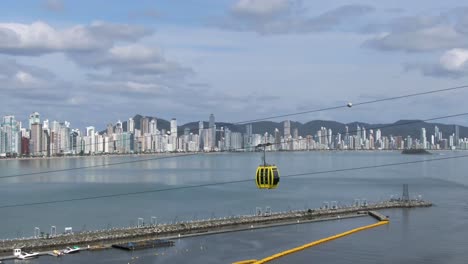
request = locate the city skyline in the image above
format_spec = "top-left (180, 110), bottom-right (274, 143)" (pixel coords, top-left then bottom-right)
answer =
top-left (1, 111), bottom-right (466, 157)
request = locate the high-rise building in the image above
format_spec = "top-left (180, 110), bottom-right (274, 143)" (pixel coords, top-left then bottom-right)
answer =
top-left (128, 118), bottom-right (135, 133)
top-left (86, 126), bottom-right (96, 153)
top-left (274, 128), bottom-right (281, 151)
top-left (209, 114), bottom-right (216, 149)
top-left (28, 112), bottom-right (40, 130)
top-left (420, 128), bottom-right (427, 149)
top-left (209, 114), bottom-right (215, 129)
top-left (107, 123), bottom-right (113, 136)
top-left (434, 126), bottom-right (440, 142)
top-left (293, 128), bottom-right (299, 139)
top-left (150, 119), bottom-right (157, 134)
top-left (170, 118), bottom-right (177, 136)
top-left (30, 123), bottom-right (43, 155)
top-left (141, 117), bottom-right (149, 134)
top-left (284, 120), bottom-right (291, 138)
top-left (43, 119), bottom-right (49, 130)
top-left (376, 129), bottom-right (382, 141)
top-left (115, 120), bottom-right (123, 134)
top-left (198, 121), bottom-right (204, 150)
top-left (1, 115), bottom-right (21, 154)
top-left (455, 125), bottom-right (459, 147)
top-left (170, 118), bottom-right (177, 151)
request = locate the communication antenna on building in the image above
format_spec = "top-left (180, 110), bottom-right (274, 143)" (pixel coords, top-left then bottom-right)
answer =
top-left (402, 184), bottom-right (409, 202)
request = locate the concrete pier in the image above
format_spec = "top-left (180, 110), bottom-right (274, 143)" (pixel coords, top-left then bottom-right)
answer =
top-left (0, 200), bottom-right (431, 256)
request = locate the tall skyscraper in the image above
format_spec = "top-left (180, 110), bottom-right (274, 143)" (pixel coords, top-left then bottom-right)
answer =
top-left (128, 118), bottom-right (135, 133)
top-left (284, 120), bottom-right (291, 138)
top-left (115, 120), bottom-right (123, 134)
top-left (30, 123), bottom-right (43, 155)
top-left (198, 121), bottom-right (204, 150)
top-left (420, 128), bottom-right (427, 149)
top-left (107, 123), bottom-right (113, 135)
top-left (28, 112), bottom-right (40, 130)
top-left (141, 117), bottom-right (149, 134)
top-left (434, 126), bottom-right (439, 142)
top-left (209, 114), bottom-right (216, 149)
top-left (274, 128), bottom-right (281, 150)
top-left (455, 125), bottom-right (459, 147)
top-left (149, 119), bottom-right (157, 134)
top-left (293, 128), bottom-right (299, 139)
top-left (209, 114), bottom-right (215, 129)
top-left (1, 115), bottom-right (20, 154)
top-left (376, 129), bottom-right (382, 141)
top-left (170, 118), bottom-right (177, 136)
top-left (170, 118), bottom-right (177, 151)
top-left (245, 123), bottom-right (253, 151)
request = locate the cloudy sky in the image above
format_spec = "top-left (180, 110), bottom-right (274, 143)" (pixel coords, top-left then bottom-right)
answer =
top-left (1, 0), bottom-right (468, 129)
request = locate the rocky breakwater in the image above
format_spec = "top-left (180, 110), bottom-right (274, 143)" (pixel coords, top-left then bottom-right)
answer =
top-left (0, 200), bottom-right (431, 255)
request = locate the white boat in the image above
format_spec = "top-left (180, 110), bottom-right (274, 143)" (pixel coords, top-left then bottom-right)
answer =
top-left (62, 246), bottom-right (80, 254)
top-left (14, 248), bottom-right (39, 260)
top-left (17, 252), bottom-right (39, 260)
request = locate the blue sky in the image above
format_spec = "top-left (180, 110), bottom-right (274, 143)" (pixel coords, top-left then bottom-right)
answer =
top-left (1, 0), bottom-right (468, 129)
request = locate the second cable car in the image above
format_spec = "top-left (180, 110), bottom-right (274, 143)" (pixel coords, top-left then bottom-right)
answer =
top-left (255, 143), bottom-right (280, 189)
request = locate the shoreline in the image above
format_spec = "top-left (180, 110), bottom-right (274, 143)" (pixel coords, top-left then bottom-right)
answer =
top-left (0, 149), bottom-right (464, 161)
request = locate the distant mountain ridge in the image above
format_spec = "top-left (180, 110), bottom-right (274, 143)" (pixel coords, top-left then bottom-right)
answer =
top-left (109, 114), bottom-right (467, 139)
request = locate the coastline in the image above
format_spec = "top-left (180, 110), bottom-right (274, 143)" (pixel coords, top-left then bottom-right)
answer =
top-left (0, 149), bottom-right (465, 161)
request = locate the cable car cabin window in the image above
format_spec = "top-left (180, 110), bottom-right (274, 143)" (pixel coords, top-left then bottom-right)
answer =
top-left (268, 168), bottom-right (273, 185)
top-left (266, 168), bottom-right (271, 185)
top-left (273, 169), bottom-right (279, 185)
top-left (260, 168), bottom-right (265, 185)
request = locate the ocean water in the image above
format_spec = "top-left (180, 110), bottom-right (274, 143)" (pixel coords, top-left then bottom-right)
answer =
top-left (0, 151), bottom-right (467, 263)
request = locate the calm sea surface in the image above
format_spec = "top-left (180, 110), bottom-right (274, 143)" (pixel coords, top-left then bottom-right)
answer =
top-left (0, 151), bottom-right (467, 263)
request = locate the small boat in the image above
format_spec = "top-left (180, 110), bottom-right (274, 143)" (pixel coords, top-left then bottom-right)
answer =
top-left (62, 246), bottom-right (81, 254)
top-left (13, 249), bottom-right (39, 260)
top-left (52, 250), bottom-right (64, 256)
top-left (17, 252), bottom-right (39, 260)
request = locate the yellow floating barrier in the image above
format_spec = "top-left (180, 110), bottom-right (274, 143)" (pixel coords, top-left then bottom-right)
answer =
top-left (232, 260), bottom-right (258, 264)
top-left (233, 220), bottom-right (389, 264)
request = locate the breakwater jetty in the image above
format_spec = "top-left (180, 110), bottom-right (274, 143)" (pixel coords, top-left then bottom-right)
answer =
top-left (0, 199), bottom-right (431, 256)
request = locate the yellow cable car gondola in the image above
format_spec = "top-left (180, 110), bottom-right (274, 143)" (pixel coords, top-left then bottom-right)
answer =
top-left (255, 143), bottom-right (280, 189)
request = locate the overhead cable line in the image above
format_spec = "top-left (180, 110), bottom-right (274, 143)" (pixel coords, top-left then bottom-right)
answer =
top-left (232, 85), bottom-right (468, 124)
top-left (1, 153), bottom-right (467, 209)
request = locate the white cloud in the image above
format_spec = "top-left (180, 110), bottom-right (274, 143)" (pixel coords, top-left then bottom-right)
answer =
top-left (440, 48), bottom-right (468, 71)
top-left (0, 21), bottom-right (152, 55)
top-left (15, 71), bottom-right (40, 85)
